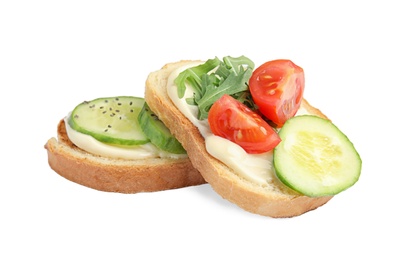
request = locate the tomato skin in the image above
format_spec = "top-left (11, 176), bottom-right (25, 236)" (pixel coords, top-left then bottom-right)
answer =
top-left (208, 94), bottom-right (281, 154)
top-left (249, 59), bottom-right (305, 127)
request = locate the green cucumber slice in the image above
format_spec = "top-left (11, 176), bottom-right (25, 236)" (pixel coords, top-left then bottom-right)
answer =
top-left (138, 102), bottom-right (186, 154)
top-left (273, 115), bottom-right (361, 197)
top-left (68, 96), bottom-right (149, 145)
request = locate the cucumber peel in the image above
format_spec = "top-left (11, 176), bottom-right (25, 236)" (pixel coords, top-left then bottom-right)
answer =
top-left (273, 115), bottom-right (361, 197)
top-left (138, 102), bottom-right (186, 154)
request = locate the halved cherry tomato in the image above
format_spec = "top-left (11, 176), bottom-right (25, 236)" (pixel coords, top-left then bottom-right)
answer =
top-left (208, 94), bottom-right (281, 154)
top-left (249, 59), bottom-right (305, 127)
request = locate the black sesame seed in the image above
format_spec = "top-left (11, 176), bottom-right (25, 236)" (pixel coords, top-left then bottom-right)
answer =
top-left (104, 129), bottom-right (108, 132)
top-left (130, 101), bottom-right (133, 105)
top-left (102, 111), bottom-right (107, 114)
top-left (115, 109), bottom-right (120, 112)
top-left (118, 103), bottom-right (122, 106)
top-left (130, 109), bottom-right (134, 112)
top-left (108, 125), bottom-right (112, 128)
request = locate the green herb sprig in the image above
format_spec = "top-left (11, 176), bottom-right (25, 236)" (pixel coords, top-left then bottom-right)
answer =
top-left (174, 56), bottom-right (255, 120)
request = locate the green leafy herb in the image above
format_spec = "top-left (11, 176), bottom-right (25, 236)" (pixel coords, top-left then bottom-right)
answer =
top-left (174, 56), bottom-right (255, 120)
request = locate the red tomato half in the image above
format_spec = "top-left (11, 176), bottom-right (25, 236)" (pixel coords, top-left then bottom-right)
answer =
top-left (208, 94), bottom-right (281, 154)
top-left (249, 59), bottom-right (305, 127)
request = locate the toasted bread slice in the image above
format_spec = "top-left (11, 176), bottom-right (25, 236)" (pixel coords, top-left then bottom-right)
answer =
top-left (145, 60), bottom-right (333, 217)
top-left (45, 119), bottom-right (205, 193)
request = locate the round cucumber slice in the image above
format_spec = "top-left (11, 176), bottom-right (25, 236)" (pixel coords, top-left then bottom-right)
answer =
top-left (273, 115), bottom-right (361, 197)
top-left (138, 102), bottom-right (186, 154)
top-left (68, 96), bottom-right (149, 145)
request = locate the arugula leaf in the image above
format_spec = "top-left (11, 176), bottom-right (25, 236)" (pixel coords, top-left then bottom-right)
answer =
top-left (174, 57), bottom-right (221, 99)
top-left (174, 55), bottom-right (255, 120)
top-left (223, 56), bottom-right (255, 76)
top-left (232, 90), bottom-right (258, 112)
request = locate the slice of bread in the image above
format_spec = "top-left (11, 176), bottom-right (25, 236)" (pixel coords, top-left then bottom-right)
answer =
top-left (145, 60), bottom-right (333, 217)
top-left (45, 119), bottom-right (205, 193)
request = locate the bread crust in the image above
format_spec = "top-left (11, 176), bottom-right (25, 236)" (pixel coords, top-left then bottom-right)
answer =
top-left (45, 119), bottom-right (205, 193)
top-left (145, 60), bottom-right (332, 217)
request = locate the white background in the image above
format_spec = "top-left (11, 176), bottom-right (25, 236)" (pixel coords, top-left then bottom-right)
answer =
top-left (1, 0), bottom-right (408, 259)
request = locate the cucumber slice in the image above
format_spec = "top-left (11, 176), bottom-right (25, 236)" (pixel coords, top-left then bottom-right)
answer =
top-left (273, 115), bottom-right (361, 197)
top-left (138, 102), bottom-right (186, 154)
top-left (68, 96), bottom-right (149, 145)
